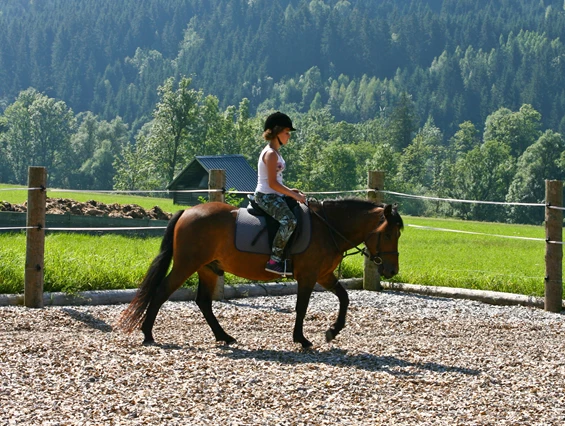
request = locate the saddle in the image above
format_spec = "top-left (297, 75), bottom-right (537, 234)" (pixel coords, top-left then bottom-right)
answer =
top-left (234, 196), bottom-right (311, 257)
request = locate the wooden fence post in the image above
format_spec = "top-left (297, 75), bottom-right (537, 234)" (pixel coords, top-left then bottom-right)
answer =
top-left (25, 167), bottom-right (47, 308)
top-left (364, 171), bottom-right (385, 291)
top-left (208, 169), bottom-right (226, 300)
top-left (208, 169), bottom-right (226, 203)
top-left (545, 180), bottom-right (563, 312)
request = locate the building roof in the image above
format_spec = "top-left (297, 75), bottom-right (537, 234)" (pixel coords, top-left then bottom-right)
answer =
top-left (167, 154), bottom-right (257, 192)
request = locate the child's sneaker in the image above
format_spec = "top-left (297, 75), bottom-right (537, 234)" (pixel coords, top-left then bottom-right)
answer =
top-left (265, 259), bottom-right (292, 276)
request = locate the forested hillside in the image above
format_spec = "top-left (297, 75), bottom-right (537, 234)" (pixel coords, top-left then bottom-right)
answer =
top-left (2, 0), bottom-right (565, 132)
top-left (1, 0), bottom-right (565, 225)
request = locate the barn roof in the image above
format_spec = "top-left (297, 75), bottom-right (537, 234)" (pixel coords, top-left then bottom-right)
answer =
top-left (167, 154), bottom-right (257, 192)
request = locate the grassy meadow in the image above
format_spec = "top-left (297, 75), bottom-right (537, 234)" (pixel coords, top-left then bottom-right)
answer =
top-left (392, 216), bottom-right (546, 296)
top-left (0, 184), bottom-right (552, 297)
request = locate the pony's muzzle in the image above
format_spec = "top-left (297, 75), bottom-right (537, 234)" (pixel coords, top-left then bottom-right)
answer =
top-left (379, 263), bottom-right (398, 279)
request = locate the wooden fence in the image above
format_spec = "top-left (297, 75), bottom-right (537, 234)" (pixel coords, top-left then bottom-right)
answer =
top-left (11, 167), bottom-right (564, 313)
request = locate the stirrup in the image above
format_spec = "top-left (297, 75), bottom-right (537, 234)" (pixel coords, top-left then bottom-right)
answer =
top-left (265, 259), bottom-right (293, 277)
top-left (282, 259), bottom-right (293, 277)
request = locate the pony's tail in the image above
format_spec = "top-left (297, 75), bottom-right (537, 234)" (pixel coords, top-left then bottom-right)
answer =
top-left (116, 210), bottom-right (185, 333)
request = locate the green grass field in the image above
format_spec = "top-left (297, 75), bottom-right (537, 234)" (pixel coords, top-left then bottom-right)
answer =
top-left (0, 184), bottom-right (553, 297)
top-left (390, 216), bottom-right (546, 296)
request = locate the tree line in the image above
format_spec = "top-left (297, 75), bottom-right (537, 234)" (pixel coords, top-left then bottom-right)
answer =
top-left (1, 80), bottom-right (563, 225)
top-left (2, 0), bottom-right (565, 136)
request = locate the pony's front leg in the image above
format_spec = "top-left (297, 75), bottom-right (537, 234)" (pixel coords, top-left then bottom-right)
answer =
top-left (318, 273), bottom-right (349, 343)
top-left (195, 268), bottom-right (236, 345)
top-left (294, 278), bottom-right (316, 349)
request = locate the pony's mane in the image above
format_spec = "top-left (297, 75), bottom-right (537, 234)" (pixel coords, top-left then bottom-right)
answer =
top-left (322, 196), bottom-right (384, 209)
top-left (319, 197), bottom-right (404, 230)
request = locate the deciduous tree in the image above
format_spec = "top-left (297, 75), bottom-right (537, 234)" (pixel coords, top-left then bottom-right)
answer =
top-left (2, 88), bottom-right (76, 186)
top-left (506, 130), bottom-right (565, 223)
top-left (147, 77), bottom-right (202, 186)
top-left (483, 104), bottom-right (542, 157)
top-left (449, 140), bottom-right (515, 220)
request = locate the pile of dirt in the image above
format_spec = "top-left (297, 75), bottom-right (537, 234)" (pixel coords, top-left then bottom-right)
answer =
top-left (0, 198), bottom-right (172, 220)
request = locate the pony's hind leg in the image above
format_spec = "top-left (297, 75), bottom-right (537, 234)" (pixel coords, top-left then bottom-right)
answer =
top-left (318, 273), bottom-right (349, 343)
top-left (141, 265), bottom-right (193, 345)
top-left (195, 267), bottom-right (236, 345)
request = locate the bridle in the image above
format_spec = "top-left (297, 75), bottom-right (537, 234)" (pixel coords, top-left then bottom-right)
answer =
top-left (307, 200), bottom-right (399, 266)
top-left (365, 231), bottom-right (400, 266)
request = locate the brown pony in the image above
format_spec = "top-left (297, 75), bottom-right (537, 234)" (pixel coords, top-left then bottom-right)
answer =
top-left (117, 198), bottom-right (403, 349)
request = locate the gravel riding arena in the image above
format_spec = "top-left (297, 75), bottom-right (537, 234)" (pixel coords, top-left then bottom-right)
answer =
top-left (1, 290), bottom-right (564, 425)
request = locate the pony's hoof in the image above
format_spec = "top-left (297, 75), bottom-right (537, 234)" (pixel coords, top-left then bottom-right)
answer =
top-left (325, 329), bottom-right (335, 343)
top-left (295, 339), bottom-right (313, 349)
top-left (142, 339), bottom-right (156, 346)
top-left (218, 336), bottom-right (237, 345)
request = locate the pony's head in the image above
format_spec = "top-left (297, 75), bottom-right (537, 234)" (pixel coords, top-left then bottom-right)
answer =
top-left (365, 203), bottom-right (403, 278)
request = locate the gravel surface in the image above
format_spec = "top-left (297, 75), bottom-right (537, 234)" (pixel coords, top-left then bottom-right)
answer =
top-left (1, 290), bottom-right (564, 425)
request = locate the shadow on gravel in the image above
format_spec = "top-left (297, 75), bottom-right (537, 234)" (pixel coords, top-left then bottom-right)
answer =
top-left (61, 308), bottom-right (113, 332)
top-left (217, 346), bottom-right (481, 377)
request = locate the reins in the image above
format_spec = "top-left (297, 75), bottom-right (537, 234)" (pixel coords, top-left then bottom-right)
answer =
top-left (305, 199), bottom-right (390, 267)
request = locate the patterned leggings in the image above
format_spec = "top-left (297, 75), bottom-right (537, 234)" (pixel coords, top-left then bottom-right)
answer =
top-left (254, 192), bottom-right (297, 262)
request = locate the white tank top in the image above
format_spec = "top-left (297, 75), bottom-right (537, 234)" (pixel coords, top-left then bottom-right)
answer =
top-left (255, 145), bottom-right (285, 195)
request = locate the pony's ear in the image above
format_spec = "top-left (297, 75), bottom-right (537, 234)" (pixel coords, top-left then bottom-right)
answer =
top-left (384, 203), bottom-right (393, 220)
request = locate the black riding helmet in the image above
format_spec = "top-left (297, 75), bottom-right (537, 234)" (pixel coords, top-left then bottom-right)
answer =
top-left (263, 111), bottom-right (297, 132)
